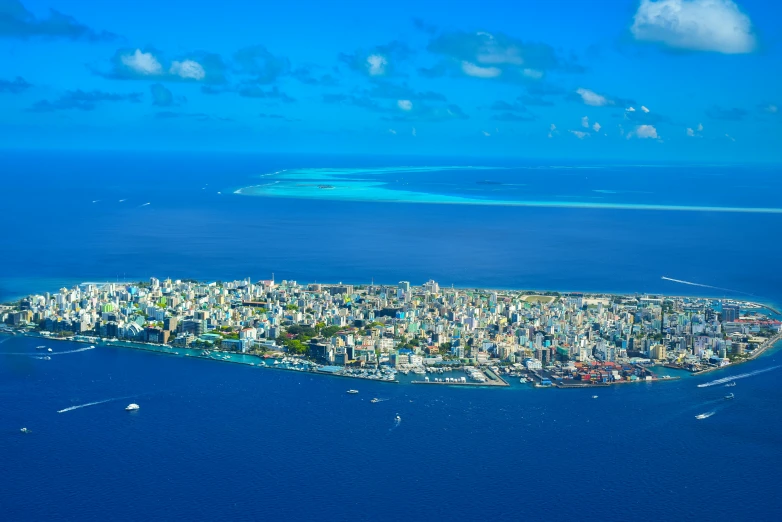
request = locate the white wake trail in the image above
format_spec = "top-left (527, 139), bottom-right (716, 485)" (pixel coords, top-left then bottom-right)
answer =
top-left (49, 346), bottom-right (96, 356)
top-left (661, 276), bottom-right (754, 296)
top-left (697, 365), bottom-right (781, 388)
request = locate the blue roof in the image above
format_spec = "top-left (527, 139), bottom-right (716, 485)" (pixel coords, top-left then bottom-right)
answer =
top-left (398, 348), bottom-right (413, 355)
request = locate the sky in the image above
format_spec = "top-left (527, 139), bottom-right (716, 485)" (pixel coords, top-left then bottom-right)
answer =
top-left (0, 0), bottom-right (780, 161)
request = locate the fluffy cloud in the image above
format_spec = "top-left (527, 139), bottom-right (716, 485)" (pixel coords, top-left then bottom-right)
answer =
top-left (631, 0), bottom-right (756, 54)
top-left (367, 54), bottom-right (388, 76)
top-left (423, 30), bottom-right (582, 82)
top-left (170, 60), bottom-right (206, 80)
top-left (461, 61), bottom-right (502, 78)
top-left (0, 0), bottom-right (117, 41)
top-left (569, 130), bottom-right (589, 139)
top-left (339, 41), bottom-right (412, 77)
top-left (397, 99), bottom-right (413, 111)
top-left (28, 89), bottom-right (142, 112)
top-left (634, 124), bottom-right (659, 139)
top-left (97, 48), bottom-right (225, 83)
top-left (592, 122), bottom-right (601, 132)
top-left (581, 116), bottom-right (589, 128)
top-left (120, 49), bottom-right (163, 76)
top-left (624, 105), bottom-right (670, 124)
top-left (573, 88), bottom-right (630, 107)
top-left (548, 123), bottom-right (558, 138)
top-left (0, 76), bottom-right (31, 93)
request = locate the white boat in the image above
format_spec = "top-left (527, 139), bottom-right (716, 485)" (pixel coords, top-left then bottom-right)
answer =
top-left (695, 411), bottom-right (715, 420)
top-left (592, 395), bottom-right (599, 399)
top-left (371, 398), bottom-right (381, 403)
top-left (724, 393), bottom-right (734, 400)
top-left (347, 389), bottom-right (359, 394)
top-left (394, 415), bottom-right (401, 422)
top-left (20, 427), bottom-right (30, 434)
top-left (725, 382), bottom-right (736, 387)
top-left (36, 345), bottom-right (47, 350)
top-left (47, 348), bottom-right (53, 352)
top-left (125, 403), bottom-right (140, 411)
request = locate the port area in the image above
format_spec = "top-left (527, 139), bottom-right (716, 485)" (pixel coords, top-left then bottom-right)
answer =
top-left (412, 366), bottom-right (509, 387)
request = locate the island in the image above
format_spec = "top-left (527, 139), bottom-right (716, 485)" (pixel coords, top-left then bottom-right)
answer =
top-left (2, 278), bottom-right (780, 388)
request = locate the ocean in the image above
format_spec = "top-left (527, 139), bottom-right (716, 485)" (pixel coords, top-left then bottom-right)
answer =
top-left (1, 150), bottom-right (781, 520)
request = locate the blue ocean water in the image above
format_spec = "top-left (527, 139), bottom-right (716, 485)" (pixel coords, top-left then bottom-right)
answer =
top-left (2, 335), bottom-right (782, 520)
top-left (1, 150), bottom-right (782, 520)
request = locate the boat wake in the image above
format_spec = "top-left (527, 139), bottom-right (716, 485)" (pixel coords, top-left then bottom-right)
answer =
top-left (695, 411), bottom-right (715, 420)
top-left (697, 365), bottom-right (780, 388)
top-left (661, 276), bottom-right (754, 296)
top-left (57, 393), bottom-right (138, 413)
top-left (49, 346), bottom-right (97, 356)
top-left (390, 415), bottom-right (402, 431)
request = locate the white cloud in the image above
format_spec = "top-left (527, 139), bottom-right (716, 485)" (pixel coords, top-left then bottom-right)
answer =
top-left (548, 124), bottom-right (558, 138)
top-left (121, 49), bottom-right (163, 75)
top-left (763, 104), bottom-right (778, 114)
top-left (170, 60), bottom-right (206, 80)
top-left (576, 88), bottom-right (610, 107)
top-left (461, 61), bottom-right (502, 78)
top-left (687, 123), bottom-right (704, 137)
top-left (626, 106), bottom-right (636, 112)
top-left (522, 68), bottom-right (543, 79)
top-left (593, 122), bottom-right (601, 132)
top-left (366, 54), bottom-right (388, 76)
top-left (725, 133), bottom-right (736, 142)
top-left (631, 0), bottom-right (756, 54)
top-left (641, 105), bottom-right (650, 113)
top-left (549, 124), bottom-right (557, 131)
top-left (569, 130), bottom-right (590, 139)
top-left (388, 129), bottom-right (397, 135)
top-left (482, 130), bottom-right (491, 137)
top-left (397, 99), bottom-right (413, 111)
top-left (635, 124), bottom-right (658, 139)
top-left (581, 116), bottom-right (589, 128)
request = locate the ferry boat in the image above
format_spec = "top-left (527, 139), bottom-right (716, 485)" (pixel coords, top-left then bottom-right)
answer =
top-left (346, 389), bottom-right (359, 394)
top-left (724, 393), bottom-right (734, 400)
top-left (125, 403), bottom-right (140, 411)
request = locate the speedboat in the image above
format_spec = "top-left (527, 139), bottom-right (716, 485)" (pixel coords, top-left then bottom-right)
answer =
top-left (36, 345), bottom-right (47, 350)
top-left (347, 389), bottom-right (359, 394)
top-left (20, 427), bottom-right (30, 434)
top-left (371, 398), bottom-right (381, 403)
top-left (47, 348), bottom-right (53, 352)
top-left (125, 403), bottom-right (140, 411)
top-left (724, 393), bottom-right (734, 400)
top-left (592, 395), bottom-right (599, 399)
top-left (395, 415), bottom-right (401, 422)
top-left (695, 411), bottom-right (715, 420)
top-left (725, 382), bottom-right (736, 387)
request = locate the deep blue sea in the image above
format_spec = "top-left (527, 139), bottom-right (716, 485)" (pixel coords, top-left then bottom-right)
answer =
top-left (1, 151), bottom-right (781, 520)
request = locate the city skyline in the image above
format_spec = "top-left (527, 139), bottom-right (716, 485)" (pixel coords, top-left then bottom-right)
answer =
top-left (0, 0), bottom-right (780, 160)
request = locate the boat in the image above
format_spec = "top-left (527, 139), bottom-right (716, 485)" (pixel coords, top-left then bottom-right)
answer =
top-left (346, 389), bottom-right (359, 394)
top-left (592, 395), bottom-right (599, 399)
top-left (724, 393), bottom-right (734, 400)
top-left (695, 411), bottom-right (715, 420)
top-left (20, 427), bottom-right (30, 434)
top-left (125, 403), bottom-right (140, 411)
top-left (725, 382), bottom-right (736, 387)
top-left (371, 398), bottom-right (381, 403)
top-left (47, 348), bottom-right (53, 352)
top-left (36, 345), bottom-right (47, 350)
top-left (394, 415), bottom-right (401, 422)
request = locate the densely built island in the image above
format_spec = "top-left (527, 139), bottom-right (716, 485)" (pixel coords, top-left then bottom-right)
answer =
top-left (2, 278), bottom-right (781, 388)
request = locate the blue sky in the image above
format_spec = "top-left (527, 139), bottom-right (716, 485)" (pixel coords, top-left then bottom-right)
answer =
top-left (0, 0), bottom-right (780, 160)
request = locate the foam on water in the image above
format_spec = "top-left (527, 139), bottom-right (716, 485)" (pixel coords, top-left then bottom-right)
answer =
top-left (697, 365), bottom-right (781, 387)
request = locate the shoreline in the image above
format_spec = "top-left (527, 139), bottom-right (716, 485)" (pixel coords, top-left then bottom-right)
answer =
top-left (4, 329), bottom-right (780, 390)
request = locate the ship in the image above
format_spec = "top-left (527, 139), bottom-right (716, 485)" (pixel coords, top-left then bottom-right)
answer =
top-left (724, 393), bottom-right (734, 400)
top-left (125, 403), bottom-right (140, 411)
top-left (346, 389), bottom-right (359, 394)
